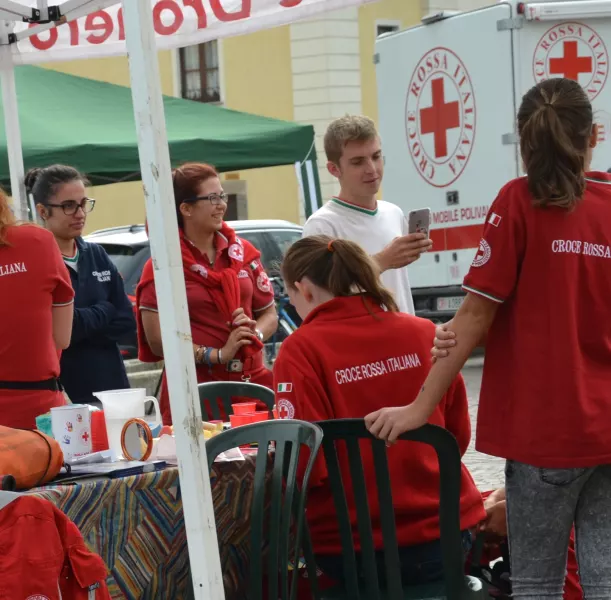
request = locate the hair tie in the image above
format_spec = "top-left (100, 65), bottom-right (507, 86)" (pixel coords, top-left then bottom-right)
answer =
top-left (328, 240), bottom-right (335, 253)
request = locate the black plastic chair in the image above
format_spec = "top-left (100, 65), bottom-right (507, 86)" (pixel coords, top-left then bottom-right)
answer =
top-left (205, 419), bottom-right (323, 600)
top-left (307, 419), bottom-right (486, 600)
top-left (198, 381), bottom-right (275, 421)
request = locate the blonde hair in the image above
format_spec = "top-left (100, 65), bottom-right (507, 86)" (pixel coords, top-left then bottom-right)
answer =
top-left (0, 189), bottom-right (16, 246)
top-left (281, 235), bottom-right (398, 312)
top-left (324, 115), bottom-right (379, 164)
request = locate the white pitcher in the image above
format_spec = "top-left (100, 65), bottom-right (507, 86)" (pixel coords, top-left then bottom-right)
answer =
top-left (93, 388), bottom-right (161, 459)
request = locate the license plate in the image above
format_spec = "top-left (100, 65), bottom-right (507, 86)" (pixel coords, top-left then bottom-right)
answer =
top-left (436, 296), bottom-right (464, 311)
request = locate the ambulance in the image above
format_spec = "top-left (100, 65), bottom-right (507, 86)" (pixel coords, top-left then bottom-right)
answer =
top-left (375, 0), bottom-right (611, 322)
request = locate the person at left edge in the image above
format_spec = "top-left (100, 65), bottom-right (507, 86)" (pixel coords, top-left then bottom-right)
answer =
top-left (28, 165), bottom-right (136, 406)
top-left (0, 189), bottom-right (73, 429)
top-left (136, 163), bottom-right (278, 425)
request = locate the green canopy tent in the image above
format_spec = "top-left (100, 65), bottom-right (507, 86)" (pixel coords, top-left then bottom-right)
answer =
top-left (0, 65), bottom-right (320, 217)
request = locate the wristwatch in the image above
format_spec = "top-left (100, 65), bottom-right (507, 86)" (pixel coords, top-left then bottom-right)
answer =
top-left (255, 328), bottom-right (264, 342)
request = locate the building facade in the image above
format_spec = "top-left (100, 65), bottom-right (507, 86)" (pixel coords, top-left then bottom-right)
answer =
top-left (39, 0), bottom-right (422, 233)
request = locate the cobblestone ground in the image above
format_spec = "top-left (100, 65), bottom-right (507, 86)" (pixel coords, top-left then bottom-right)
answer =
top-left (462, 363), bottom-right (505, 491)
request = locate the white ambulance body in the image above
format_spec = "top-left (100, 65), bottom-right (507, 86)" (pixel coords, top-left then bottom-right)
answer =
top-left (375, 0), bottom-right (611, 321)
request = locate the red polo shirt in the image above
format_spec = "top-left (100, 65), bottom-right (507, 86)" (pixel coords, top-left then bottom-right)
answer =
top-left (273, 296), bottom-right (485, 555)
top-left (0, 225), bottom-right (74, 428)
top-left (463, 173), bottom-right (611, 468)
top-left (139, 230), bottom-right (274, 423)
top-left (139, 230), bottom-right (274, 348)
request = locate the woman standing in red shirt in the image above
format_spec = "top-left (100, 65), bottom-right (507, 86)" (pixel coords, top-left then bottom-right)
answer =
top-left (137, 163), bottom-right (277, 424)
top-left (367, 78), bottom-right (611, 598)
top-left (273, 235), bottom-right (484, 585)
top-left (0, 190), bottom-right (74, 428)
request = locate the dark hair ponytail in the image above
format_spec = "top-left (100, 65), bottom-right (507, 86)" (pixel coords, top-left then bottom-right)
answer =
top-left (24, 165), bottom-right (89, 206)
top-left (518, 78), bottom-right (592, 209)
top-left (281, 235), bottom-right (399, 312)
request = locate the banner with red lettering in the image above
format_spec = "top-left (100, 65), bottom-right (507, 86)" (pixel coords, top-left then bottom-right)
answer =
top-left (10, 0), bottom-right (374, 64)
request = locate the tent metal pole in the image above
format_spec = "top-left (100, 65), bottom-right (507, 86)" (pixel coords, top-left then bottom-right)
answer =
top-left (0, 0), bottom-right (32, 20)
top-left (0, 20), bottom-right (27, 220)
top-left (121, 2), bottom-right (225, 599)
top-left (15, 0), bottom-right (117, 42)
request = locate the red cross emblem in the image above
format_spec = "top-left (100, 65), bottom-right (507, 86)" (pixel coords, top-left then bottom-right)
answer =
top-left (81, 431), bottom-right (90, 443)
top-left (533, 23), bottom-right (609, 101)
top-left (419, 78), bottom-right (460, 159)
top-left (549, 41), bottom-right (592, 81)
top-left (405, 47), bottom-right (476, 188)
top-left (276, 399), bottom-right (295, 420)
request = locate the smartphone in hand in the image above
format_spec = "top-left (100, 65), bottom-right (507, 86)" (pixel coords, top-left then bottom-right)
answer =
top-left (407, 208), bottom-right (432, 237)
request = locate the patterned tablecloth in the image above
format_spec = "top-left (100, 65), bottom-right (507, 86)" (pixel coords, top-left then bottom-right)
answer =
top-left (27, 454), bottom-right (265, 600)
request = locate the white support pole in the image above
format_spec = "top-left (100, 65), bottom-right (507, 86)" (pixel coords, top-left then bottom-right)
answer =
top-left (36, 0), bottom-right (49, 22)
top-left (0, 20), bottom-right (27, 220)
top-left (121, 2), bottom-right (225, 599)
top-left (0, 0), bottom-right (33, 20)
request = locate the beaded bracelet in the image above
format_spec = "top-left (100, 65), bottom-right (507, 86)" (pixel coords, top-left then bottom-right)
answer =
top-left (195, 345), bottom-right (206, 365)
top-left (203, 347), bottom-right (214, 367)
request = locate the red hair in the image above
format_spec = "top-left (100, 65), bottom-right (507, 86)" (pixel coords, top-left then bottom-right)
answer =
top-left (0, 188), bottom-right (16, 246)
top-left (172, 162), bottom-right (219, 228)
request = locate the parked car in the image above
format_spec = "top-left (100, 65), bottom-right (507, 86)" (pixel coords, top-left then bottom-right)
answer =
top-left (85, 220), bottom-right (303, 359)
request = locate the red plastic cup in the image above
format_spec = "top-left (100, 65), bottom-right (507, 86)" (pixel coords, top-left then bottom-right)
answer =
top-left (250, 411), bottom-right (269, 423)
top-left (229, 414), bottom-right (256, 428)
top-left (91, 410), bottom-right (109, 452)
top-left (233, 402), bottom-right (257, 415)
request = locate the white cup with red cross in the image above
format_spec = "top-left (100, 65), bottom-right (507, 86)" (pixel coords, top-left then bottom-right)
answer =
top-left (50, 404), bottom-right (92, 461)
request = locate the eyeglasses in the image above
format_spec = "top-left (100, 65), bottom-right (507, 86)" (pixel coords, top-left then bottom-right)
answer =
top-left (47, 198), bottom-right (96, 215)
top-left (183, 192), bottom-right (228, 206)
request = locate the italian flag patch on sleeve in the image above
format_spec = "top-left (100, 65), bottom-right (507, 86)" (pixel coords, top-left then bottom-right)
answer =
top-left (277, 383), bottom-right (293, 393)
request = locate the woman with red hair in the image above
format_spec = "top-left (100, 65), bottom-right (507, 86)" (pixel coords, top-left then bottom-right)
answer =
top-left (136, 163), bottom-right (278, 424)
top-left (0, 189), bottom-right (74, 428)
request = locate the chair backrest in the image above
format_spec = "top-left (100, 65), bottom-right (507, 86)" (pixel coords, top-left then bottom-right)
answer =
top-left (313, 419), bottom-right (483, 600)
top-left (198, 381), bottom-right (275, 420)
top-left (206, 419), bottom-right (323, 600)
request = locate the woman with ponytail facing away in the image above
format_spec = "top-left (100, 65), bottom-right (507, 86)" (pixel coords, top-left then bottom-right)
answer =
top-left (272, 235), bottom-right (484, 586)
top-left (367, 78), bottom-right (611, 598)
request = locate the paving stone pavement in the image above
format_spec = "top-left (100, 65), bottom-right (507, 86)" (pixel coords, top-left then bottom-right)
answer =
top-left (462, 364), bottom-right (505, 492)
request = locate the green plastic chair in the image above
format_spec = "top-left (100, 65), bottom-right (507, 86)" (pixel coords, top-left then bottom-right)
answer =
top-left (306, 419), bottom-right (486, 600)
top-left (197, 380), bottom-right (275, 421)
top-left (205, 419), bottom-right (324, 600)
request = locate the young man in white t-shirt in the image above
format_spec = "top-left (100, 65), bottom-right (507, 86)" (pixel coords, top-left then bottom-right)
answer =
top-left (302, 115), bottom-right (432, 314)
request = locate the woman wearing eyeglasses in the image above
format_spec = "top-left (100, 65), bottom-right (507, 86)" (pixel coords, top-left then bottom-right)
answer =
top-left (27, 165), bottom-right (136, 406)
top-left (136, 162), bottom-right (278, 425)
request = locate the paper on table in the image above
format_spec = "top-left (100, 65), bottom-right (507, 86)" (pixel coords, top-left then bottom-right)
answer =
top-left (150, 434), bottom-right (245, 462)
